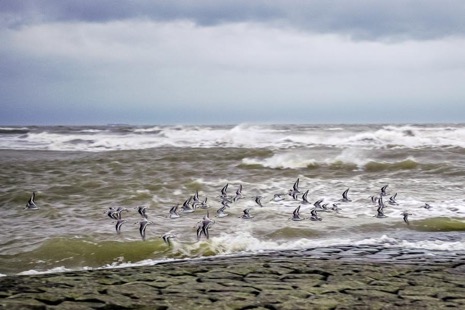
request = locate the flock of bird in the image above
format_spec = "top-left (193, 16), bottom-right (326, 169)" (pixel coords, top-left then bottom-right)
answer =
top-left (25, 178), bottom-right (432, 244)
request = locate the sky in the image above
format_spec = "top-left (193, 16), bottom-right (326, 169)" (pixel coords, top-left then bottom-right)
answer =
top-left (1, 0), bottom-right (465, 125)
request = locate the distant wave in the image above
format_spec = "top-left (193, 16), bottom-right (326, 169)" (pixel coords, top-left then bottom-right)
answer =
top-left (0, 127), bottom-right (30, 135)
top-left (1, 124), bottom-right (465, 151)
top-left (241, 150), bottom-right (453, 174)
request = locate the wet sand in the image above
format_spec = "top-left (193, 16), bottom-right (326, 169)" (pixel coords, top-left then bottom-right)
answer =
top-left (1, 245), bottom-right (465, 309)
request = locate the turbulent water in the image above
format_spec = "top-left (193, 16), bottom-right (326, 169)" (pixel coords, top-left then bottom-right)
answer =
top-left (1, 123), bottom-right (465, 276)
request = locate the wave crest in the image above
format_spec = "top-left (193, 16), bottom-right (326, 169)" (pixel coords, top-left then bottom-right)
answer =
top-left (2, 124), bottom-right (465, 151)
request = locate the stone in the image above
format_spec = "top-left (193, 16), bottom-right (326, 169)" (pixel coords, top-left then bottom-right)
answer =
top-left (1, 250), bottom-right (465, 309)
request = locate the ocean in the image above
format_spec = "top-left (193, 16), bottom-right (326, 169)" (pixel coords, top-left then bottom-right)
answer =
top-left (1, 123), bottom-right (465, 276)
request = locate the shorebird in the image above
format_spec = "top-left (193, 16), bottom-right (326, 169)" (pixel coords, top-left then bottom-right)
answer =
top-left (331, 203), bottom-right (341, 213)
top-left (320, 203), bottom-right (329, 211)
top-left (181, 197), bottom-right (195, 213)
top-left (313, 199), bottom-right (324, 210)
top-left (291, 205), bottom-right (304, 221)
top-left (169, 205), bottom-right (180, 219)
top-left (111, 207), bottom-right (128, 220)
top-left (115, 219), bottom-right (126, 234)
top-left (192, 191), bottom-right (201, 209)
top-left (105, 207), bottom-right (116, 219)
top-left (136, 205), bottom-right (149, 219)
top-left (288, 178), bottom-right (300, 200)
top-left (216, 205), bottom-right (229, 218)
top-left (388, 193), bottom-right (398, 205)
top-left (162, 232), bottom-right (176, 246)
top-left (375, 206), bottom-right (386, 218)
top-left (196, 212), bottom-right (215, 241)
top-left (198, 197), bottom-right (209, 209)
top-left (25, 192), bottom-right (39, 210)
top-left (270, 193), bottom-right (285, 202)
top-left (340, 188), bottom-right (351, 202)
top-left (301, 190), bottom-right (311, 204)
top-left (401, 211), bottom-right (412, 225)
top-left (233, 184), bottom-right (244, 202)
top-left (254, 196), bottom-right (264, 207)
top-left (422, 203), bottom-right (432, 209)
top-left (240, 208), bottom-right (254, 219)
top-left (380, 184), bottom-right (389, 196)
top-left (309, 208), bottom-right (322, 221)
top-left (137, 218), bottom-right (153, 241)
top-left (220, 183), bottom-right (229, 199)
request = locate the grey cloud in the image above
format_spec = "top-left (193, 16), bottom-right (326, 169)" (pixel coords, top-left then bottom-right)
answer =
top-left (1, 0), bottom-right (464, 40)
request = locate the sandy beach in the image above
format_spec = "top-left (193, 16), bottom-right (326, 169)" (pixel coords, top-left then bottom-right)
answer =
top-left (1, 245), bottom-right (465, 309)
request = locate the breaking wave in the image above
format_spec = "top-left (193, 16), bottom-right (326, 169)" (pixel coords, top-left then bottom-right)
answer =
top-left (1, 124), bottom-right (465, 151)
top-left (241, 150), bottom-right (448, 173)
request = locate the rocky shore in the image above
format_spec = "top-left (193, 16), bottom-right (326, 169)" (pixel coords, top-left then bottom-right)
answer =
top-left (1, 245), bottom-right (465, 309)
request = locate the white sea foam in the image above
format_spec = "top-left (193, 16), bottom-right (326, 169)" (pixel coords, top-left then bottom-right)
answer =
top-left (17, 266), bottom-right (75, 276)
top-left (1, 124), bottom-right (465, 151)
top-left (242, 151), bottom-right (318, 169)
top-left (9, 232), bottom-right (465, 276)
top-left (210, 231), bottom-right (465, 255)
top-left (242, 148), bottom-right (374, 170)
top-left (354, 235), bottom-right (465, 252)
top-left (0, 126), bottom-right (29, 131)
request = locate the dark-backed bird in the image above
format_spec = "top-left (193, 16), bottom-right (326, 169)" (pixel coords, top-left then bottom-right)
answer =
top-left (216, 205), bottom-right (229, 218)
top-left (233, 184), bottom-right (244, 202)
top-left (115, 219), bottom-right (126, 234)
top-left (288, 178), bottom-right (300, 200)
top-left (291, 205), bottom-right (304, 221)
top-left (375, 206), bottom-right (386, 218)
top-left (136, 205), bottom-right (149, 219)
top-left (301, 190), bottom-right (311, 204)
top-left (423, 203), bottom-right (432, 209)
top-left (196, 212), bottom-right (214, 241)
top-left (220, 183), bottom-right (229, 199)
top-left (380, 185), bottom-right (389, 196)
top-left (309, 208), bottom-right (322, 221)
top-left (341, 188), bottom-right (351, 202)
top-left (388, 193), bottom-right (398, 205)
top-left (25, 192), bottom-right (39, 210)
top-left (401, 211), bottom-right (412, 225)
top-left (240, 208), bottom-right (254, 219)
top-left (169, 205), bottom-right (180, 218)
top-left (254, 196), bottom-right (264, 207)
top-left (162, 232), bottom-right (176, 246)
top-left (181, 197), bottom-right (194, 213)
top-left (137, 218), bottom-right (153, 241)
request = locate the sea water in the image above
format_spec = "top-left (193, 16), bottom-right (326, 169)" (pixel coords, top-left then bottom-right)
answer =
top-left (1, 124), bottom-right (465, 276)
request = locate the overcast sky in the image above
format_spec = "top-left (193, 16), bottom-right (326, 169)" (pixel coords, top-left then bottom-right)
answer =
top-left (1, 0), bottom-right (465, 125)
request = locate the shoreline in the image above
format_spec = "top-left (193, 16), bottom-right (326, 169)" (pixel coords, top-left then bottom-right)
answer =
top-left (1, 245), bottom-right (465, 309)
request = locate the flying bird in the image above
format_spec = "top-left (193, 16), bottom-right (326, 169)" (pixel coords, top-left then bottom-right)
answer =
top-left (341, 188), bottom-right (351, 202)
top-left (240, 208), bottom-right (254, 219)
top-left (137, 218), bottom-right (153, 241)
top-left (25, 192), bottom-right (39, 210)
top-left (380, 185), bottom-right (389, 196)
top-left (196, 212), bottom-right (215, 241)
top-left (162, 233), bottom-right (176, 246)
top-left (291, 205), bottom-right (304, 221)
top-left (401, 211), bottom-right (412, 225)
top-left (115, 219), bottom-right (126, 234)
top-left (288, 178), bottom-right (300, 200)
top-left (136, 205), bottom-right (149, 219)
